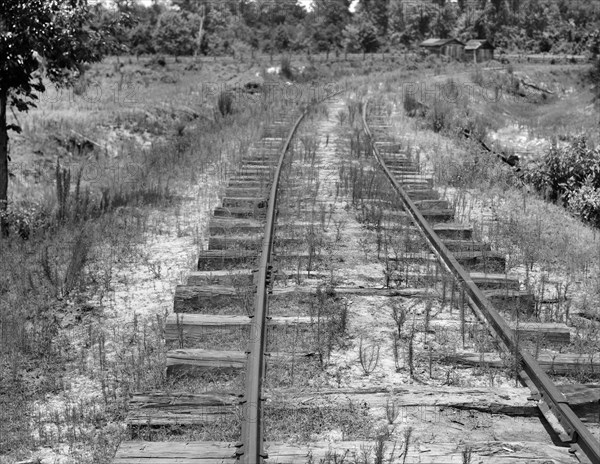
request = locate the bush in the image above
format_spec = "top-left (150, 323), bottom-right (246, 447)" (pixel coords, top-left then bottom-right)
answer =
top-left (526, 136), bottom-right (600, 225)
top-left (280, 55), bottom-right (294, 80)
top-left (403, 91), bottom-right (421, 117)
top-left (217, 91), bottom-right (234, 117)
top-left (471, 67), bottom-right (486, 87)
top-left (441, 78), bottom-right (460, 102)
top-left (539, 36), bottom-right (552, 53)
top-left (425, 98), bottom-right (452, 133)
top-left (526, 137), bottom-right (600, 202)
top-left (568, 180), bottom-right (600, 227)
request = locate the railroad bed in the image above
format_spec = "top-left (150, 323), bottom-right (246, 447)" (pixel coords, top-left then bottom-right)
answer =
top-left (113, 95), bottom-right (599, 463)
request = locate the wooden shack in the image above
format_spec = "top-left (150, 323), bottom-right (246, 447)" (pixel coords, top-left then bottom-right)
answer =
top-left (465, 39), bottom-right (495, 63)
top-left (419, 38), bottom-right (465, 59)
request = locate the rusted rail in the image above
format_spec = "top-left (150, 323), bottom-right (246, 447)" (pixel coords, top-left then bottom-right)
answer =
top-left (238, 90), bottom-right (343, 464)
top-left (236, 109), bottom-right (306, 464)
top-left (361, 100), bottom-right (600, 464)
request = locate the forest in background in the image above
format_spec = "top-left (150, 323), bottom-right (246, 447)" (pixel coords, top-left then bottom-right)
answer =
top-left (96, 0), bottom-right (600, 59)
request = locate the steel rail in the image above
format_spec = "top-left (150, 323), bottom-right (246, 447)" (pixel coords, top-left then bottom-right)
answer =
top-left (361, 100), bottom-right (600, 464)
top-left (237, 88), bottom-right (343, 462)
top-left (237, 109), bottom-right (307, 464)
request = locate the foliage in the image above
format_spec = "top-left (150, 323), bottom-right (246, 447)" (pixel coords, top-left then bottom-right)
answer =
top-left (567, 179), bottom-right (600, 227)
top-left (217, 90), bottom-right (234, 117)
top-left (45, 0), bottom-right (600, 59)
top-left (0, 0), bottom-right (108, 236)
top-left (352, 11), bottom-right (380, 55)
top-left (128, 22), bottom-right (156, 56)
top-left (153, 10), bottom-right (194, 58)
top-left (426, 98), bottom-right (452, 133)
top-left (403, 91), bottom-right (422, 117)
top-left (280, 56), bottom-right (294, 80)
top-left (525, 137), bottom-right (600, 226)
top-left (355, 0), bottom-right (390, 40)
top-left (310, 0), bottom-right (352, 56)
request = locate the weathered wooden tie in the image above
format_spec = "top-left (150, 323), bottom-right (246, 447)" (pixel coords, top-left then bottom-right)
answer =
top-left (197, 250), bottom-right (257, 271)
top-left (164, 314), bottom-right (315, 341)
top-left (433, 222), bottom-right (473, 240)
top-left (166, 349), bottom-right (315, 374)
top-left (113, 440), bottom-right (576, 463)
top-left (443, 352), bottom-right (600, 375)
top-left (186, 269), bottom-right (328, 286)
top-left (127, 392), bottom-right (240, 425)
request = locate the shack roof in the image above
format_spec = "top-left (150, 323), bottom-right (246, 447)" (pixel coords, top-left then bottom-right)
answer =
top-left (465, 39), bottom-right (495, 50)
top-left (420, 38), bottom-right (464, 48)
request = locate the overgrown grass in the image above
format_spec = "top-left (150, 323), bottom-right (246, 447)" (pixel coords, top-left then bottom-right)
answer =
top-left (0, 54), bottom-right (314, 462)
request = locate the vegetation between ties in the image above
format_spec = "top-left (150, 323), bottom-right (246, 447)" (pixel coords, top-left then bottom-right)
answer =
top-left (2, 1), bottom-right (600, 463)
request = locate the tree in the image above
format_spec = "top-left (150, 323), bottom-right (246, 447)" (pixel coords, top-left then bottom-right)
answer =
top-left (153, 10), bottom-right (194, 59)
top-left (356, 0), bottom-right (390, 40)
top-left (129, 22), bottom-right (155, 57)
top-left (202, 4), bottom-right (236, 56)
top-left (433, 4), bottom-right (458, 38)
top-left (311, 0), bottom-right (352, 57)
top-left (403, 3), bottom-right (438, 42)
top-left (388, 0), bottom-right (406, 36)
top-left (342, 23), bottom-right (361, 58)
top-left (351, 10), bottom-right (380, 56)
top-left (0, 0), bottom-right (105, 237)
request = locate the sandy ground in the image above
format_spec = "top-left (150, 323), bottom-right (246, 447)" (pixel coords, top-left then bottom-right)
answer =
top-left (26, 167), bottom-right (223, 464)
top-left (261, 95), bottom-right (584, 458)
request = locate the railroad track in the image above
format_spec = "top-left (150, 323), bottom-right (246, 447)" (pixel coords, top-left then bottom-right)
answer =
top-left (113, 92), bottom-right (599, 463)
top-left (360, 99), bottom-right (600, 464)
top-left (114, 95), bottom-right (354, 463)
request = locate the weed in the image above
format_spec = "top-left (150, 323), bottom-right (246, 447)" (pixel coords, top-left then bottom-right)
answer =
top-left (390, 301), bottom-right (409, 338)
top-left (407, 322), bottom-right (416, 379)
top-left (374, 434), bottom-right (386, 464)
top-left (401, 426), bottom-right (413, 464)
top-left (385, 396), bottom-right (400, 425)
top-left (358, 336), bottom-right (380, 375)
top-left (392, 334), bottom-right (402, 372)
top-left (217, 91), bottom-right (234, 117)
top-left (56, 161), bottom-right (71, 222)
top-left (462, 445), bottom-right (473, 464)
top-left (280, 55), bottom-right (294, 80)
top-left (403, 91), bottom-right (423, 117)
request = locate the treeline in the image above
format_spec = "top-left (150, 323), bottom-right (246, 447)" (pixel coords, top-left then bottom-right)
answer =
top-left (94, 0), bottom-right (600, 58)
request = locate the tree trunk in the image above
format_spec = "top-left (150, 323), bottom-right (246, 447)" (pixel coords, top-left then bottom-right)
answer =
top-left (194, 6), bottom-right (205, 63)
top-left (0, 87), bottom-right (9, 237)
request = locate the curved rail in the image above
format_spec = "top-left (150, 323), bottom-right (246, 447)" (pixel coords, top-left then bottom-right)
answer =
top-left (237, 109), bottom-right (307, 463)
top-left (237, 89), bottom-right (342, 462)
top-left (361, 100), bottom-right (600, 464)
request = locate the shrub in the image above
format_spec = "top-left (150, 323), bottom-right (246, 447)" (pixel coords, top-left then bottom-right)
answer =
top-left (217, 91), bottom-right (234, 117)
top-left (567, 180), bottom-right (600, 227)
top-left (441, 78), bottom-right (460, 102)
top-left (526, 137), bottom-right (600, 203)
top-left (425, 98), bottom-right (452, 133)
top-left (471, 67), bottom-right (486, 87)
top-left (280, 55), bottom-right (294, 80)
top-left (403, 91), bottom-right (422, 117)
top-left (526, 137), bottom-right (600, 225)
